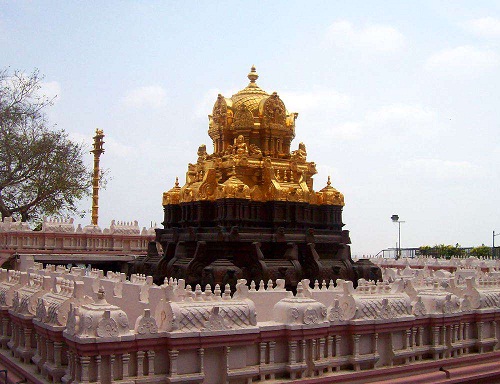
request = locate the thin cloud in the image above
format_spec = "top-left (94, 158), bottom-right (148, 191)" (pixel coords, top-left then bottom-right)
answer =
top-left (324, 122), bottom-right (362, 141)
top-left (280, 89), bottom-right (351, 114)
top-left (328, 103), bottom-right (439, 141)
top-left (121, 85), bottom-right (168, 109)
top-left (401, 158), bottom-right (485, 180)
top-left (325, 20), bottom-right (406, 53)
top-left (365, 104), bottom-right (437, 136)
top-left (424, 46), bottom-right (499, 73)
top-left (465, 17), bottom-right (500, 38)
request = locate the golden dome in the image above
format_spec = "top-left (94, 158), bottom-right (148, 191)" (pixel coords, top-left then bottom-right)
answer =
top-left (317, 176), bottom-right (345, 206)
top-left (230, 66), bottom-right (270, 116)
top-left (162, 177), bottom-right (182, 205)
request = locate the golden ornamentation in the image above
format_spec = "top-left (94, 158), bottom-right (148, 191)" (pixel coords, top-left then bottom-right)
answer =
top-left (212, 94), bottom-right (228, 128)
top-left (262, 92), bottom-right (286, 127)
top-left (162, 177), bottom-right (181, 205)
top-left (163, 67), bottom-right (344, 206)
top-left (316, 176), bottom-right (345, 206)
top-left (232, 103), bottom-right (254, 129)
top-left (291, 142), bottom-right (307, 163)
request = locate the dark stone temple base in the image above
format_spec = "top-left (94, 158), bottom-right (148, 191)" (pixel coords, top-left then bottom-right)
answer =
top-left (131, 200), bottom-right (381, 290)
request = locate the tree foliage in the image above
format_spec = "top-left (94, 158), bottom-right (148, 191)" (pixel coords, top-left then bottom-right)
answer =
top-left (418, 244), bottom-right (464, 259)
top-left (470, 245), bottom-right (491, 258)
top-left (0, 68), bottom-right (92, 222)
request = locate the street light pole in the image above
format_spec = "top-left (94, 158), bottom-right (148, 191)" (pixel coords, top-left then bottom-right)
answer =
top-left (391, 215), bottom-right (405, 259)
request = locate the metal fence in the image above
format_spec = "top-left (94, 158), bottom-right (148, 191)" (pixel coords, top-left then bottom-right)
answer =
top-left (370, 247), bottom-right (500, 259)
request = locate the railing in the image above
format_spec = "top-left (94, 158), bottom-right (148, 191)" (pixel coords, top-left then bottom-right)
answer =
top-left (368, 246), bottom-right (500, 259)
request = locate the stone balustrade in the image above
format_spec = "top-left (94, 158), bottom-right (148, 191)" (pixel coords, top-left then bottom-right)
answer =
top-left (1, 263), bottom-right (500, 383)
top-left (0, 218), bottom-right (155, 267)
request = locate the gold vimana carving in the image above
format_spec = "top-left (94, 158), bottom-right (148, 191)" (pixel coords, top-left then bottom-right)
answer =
top-left (163, 66), bottom-right (344, 206)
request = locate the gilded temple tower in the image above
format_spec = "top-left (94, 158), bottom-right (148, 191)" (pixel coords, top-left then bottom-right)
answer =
top-left (133, 67), bottom-right (380, 289)
top-left (90, 129), bottom-right (105, 226)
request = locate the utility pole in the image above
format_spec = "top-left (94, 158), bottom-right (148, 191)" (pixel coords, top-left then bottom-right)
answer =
top-left (90, 129), bottom-right (105, 226)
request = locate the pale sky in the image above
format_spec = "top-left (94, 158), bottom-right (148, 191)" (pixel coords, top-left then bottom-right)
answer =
top-left (1, 1), bottom-right (499, 256)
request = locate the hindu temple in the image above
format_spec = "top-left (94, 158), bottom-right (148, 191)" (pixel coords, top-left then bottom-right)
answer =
top-left (132, 67), bottom-right (380, 289)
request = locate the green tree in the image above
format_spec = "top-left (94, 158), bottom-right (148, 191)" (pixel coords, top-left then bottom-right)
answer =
top-left (470, 245), bottom-right (491, 258)
top-left (0, 68), bottom-right (92, 222)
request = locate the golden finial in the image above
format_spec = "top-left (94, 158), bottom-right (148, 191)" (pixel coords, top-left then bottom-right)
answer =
top-left (327, 176), bottom-right (331, 186)
top-left (175, 177), bottom-right (179, 188)
top-left (247, 65), bottom-right (259, 84)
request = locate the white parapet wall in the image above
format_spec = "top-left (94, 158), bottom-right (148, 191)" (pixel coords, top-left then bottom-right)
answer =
top-left (1, 262), bottom-right (500, 383)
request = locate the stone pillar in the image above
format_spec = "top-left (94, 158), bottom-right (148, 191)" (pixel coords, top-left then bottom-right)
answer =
top-left (54, 342), bottom-right (62, 367)
top-left (95, 355), bottom-right (101, 382)
top-left (9, 322), bottom-right (16, 351)
top-left (269, 341), bottom-right (276, 379)
top-left (465, 322), bottom-right (470, 353)
top-left (411, 327), bottom-right (417, 362)
top-left (137, 351), bottom-right (145, 377)
top-left (327, 336), bottom-right (333, 358)
top-left (24, 328), bottom-right (31, 350)
top-left (18, 323), bottom-right (23, 350)
top-left (80, 356), bottom-right (91, 383)
top-left (269, 341), bottom-right (276, 364)
top-left (311, 339), bottom-right (317, 377)
top-left (259, 342), bottom-right (266, 364)
top-left (197, 348), bottom-right (203, 375)
top-left (168, 350), bottom-right (179, 377)
top-left (319, 338), bottom-right (325, 360)
top-left (46, 339), bottom-right (53, 363)
top-left (224, 346), bottom-right (231, 384)
top-left (64, 350), bottom-right (73, 383)
top-left (148, 350), bottom-right (155, 376)
top-left (458, 323), bottom-right (464, 355)
top-left (353, 334), bottom-right (360, 371)
top-left (432, 326), bottom-right (439, 346)
top-left (300, 339), bottom-right (306, 364)
top-left (2, 317), bottom-right (9, 346)
top-left (288, 341), bottom-right (297, 364)
top-left (335, 335), bottom-right (341, 357)
top-left (477, 322), bottom-right (484, 353)
top-left (259, 342), bottom-right (266, 381)
top-left (122, 353), bottom-right (131, 378)
top-left (33, 333), bottom-right (40, 369)
top-left (109, 354), bottom-right (115, 382)
top-left (493, 321), bottom-right (498, 350)
top-left (353, 335), bottom-right (360, 357)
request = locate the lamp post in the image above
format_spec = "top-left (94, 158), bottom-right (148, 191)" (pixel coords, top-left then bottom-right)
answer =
top-left (494, 231), bottom-right (500, 258)
top-left (391, 215), bottom-right (405, 259)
